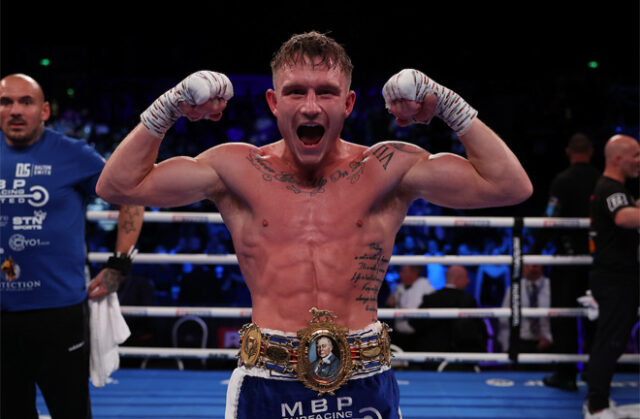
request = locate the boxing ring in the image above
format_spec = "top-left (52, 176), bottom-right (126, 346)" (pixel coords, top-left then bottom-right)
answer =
top-left (38, 211), bottom-right (640, 418)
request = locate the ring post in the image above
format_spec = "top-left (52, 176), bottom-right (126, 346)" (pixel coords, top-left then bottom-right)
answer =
top-left (509, 217), bottom-right (524, 364)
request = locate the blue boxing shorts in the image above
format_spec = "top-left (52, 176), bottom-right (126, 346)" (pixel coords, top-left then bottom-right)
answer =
top-left (225, 365), bottom-right (401, 419)
top-left (225, 322), bottom-right (401, 419)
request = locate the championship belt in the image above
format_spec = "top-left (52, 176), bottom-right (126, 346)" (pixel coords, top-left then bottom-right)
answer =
top-left (238, 308), bottom-right (392, 395)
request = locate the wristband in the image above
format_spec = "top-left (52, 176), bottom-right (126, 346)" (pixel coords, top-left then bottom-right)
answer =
top-left (104, 246), bottom-right (137, 277)
top-left (105, 252), bottom-right (133, 277)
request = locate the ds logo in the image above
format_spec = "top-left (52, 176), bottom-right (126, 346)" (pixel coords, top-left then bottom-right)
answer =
top-left (16, 163), bottom-right (31, 177)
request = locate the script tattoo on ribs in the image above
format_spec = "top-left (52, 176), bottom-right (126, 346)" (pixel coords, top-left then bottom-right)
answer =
top-left (350, 243), bottom-right (390, 321)
top-left (246, 152), bottom-right (367, 196)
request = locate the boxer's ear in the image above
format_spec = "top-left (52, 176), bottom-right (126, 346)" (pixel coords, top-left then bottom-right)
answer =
top-left (265, 89), bottom-right (278, 117)
top-left (344, 90), bottom-right (356, 118)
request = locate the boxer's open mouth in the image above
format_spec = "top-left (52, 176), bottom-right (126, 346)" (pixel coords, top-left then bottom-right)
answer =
top-left (297, 124), bottom-right (324, 146)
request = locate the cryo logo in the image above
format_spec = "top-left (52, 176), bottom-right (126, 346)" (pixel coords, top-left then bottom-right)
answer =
top-left (8, 234), bottom-right (50, 252)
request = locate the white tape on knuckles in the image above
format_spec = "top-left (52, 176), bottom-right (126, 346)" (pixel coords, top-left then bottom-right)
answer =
top-left (140, 71), bottom-right (233, 137)
top-left (382, 68), bottom-right (477, 135)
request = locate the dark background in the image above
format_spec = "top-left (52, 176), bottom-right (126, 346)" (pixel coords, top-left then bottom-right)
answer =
top-left (2, 2), bottom-right (639, 215)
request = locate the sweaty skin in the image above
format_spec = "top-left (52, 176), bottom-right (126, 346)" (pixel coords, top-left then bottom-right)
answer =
top-left (215, 139), bottom-right (419, 331)
top-left (97, 60), bottom-right (532, 331)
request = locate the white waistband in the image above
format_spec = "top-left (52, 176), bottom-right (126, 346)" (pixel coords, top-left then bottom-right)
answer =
top-left (260, 321), bottom-right (383, 338)
top-left (232, 363), bottom-right (391, 381)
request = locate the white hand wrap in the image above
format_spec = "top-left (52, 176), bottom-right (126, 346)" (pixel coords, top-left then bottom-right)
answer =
top-left (382, 69), bottom-right (477, 136)
top-left (140, 71), bottom-right (234, 138)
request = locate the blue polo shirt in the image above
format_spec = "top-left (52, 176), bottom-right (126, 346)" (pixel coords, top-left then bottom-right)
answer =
top-left (0, 128), bottom-right (105, 311)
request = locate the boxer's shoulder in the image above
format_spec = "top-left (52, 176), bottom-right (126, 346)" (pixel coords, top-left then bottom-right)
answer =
top-left (197, 142), bottom-right (261, 173)
top-left (364, 140), bottom-right (428, 171)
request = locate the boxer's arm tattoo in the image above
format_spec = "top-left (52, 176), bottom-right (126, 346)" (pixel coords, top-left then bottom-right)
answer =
top-left (372, 142), bottom-right (424, 170)
top-left (389, 143), bottom-right (423, 154)
top-left (350, 243), bottom-right (389, 321)
top-left (119, 205), bottom-right (142, 234)
top-left (372, 145), bottom-right (395, 170)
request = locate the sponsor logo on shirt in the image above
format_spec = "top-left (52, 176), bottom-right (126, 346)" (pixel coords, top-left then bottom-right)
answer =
top-left (606, 193), bottom-right (629, 212)
top-left (15, 163), bottom-right (52, 177)
top-left (0, 179), bottom-right (49, 207)
top-left (7, 234), bottom-right (50, 252)
top-left (0, 253), bottom-right (41, 291)
top-left (1, 255), bottom-right (19, 281)
top-left (12, 210), bottom-right (47, 230)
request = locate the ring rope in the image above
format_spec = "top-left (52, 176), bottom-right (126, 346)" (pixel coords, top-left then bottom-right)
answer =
top-left (87, 210), bottom-right (589, 229)
top-left (88, 211), bottom-right (593, 265)
top-left (89, 252), bottom-right (593, 266)
top-left (116, 346), bottom-right (640, 364)
top-left (120, 306), bottom-right (611, 319)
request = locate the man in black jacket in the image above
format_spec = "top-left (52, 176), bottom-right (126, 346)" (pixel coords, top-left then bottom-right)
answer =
top-left (412, 266), bottom-right (486, 359)
top-left (541, 133), bottom-right (601, 391)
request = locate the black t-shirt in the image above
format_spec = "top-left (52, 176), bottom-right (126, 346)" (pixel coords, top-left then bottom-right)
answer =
top-left (590, 176), bottom-right (639, 278)
top-left (544, 163), bottom-right (601, 254)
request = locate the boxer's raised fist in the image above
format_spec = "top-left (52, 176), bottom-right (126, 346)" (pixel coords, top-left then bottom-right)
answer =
top-left (178, 71), bottom-right (234, 106)
top-left (382, 69), bottom-right (477, 135)
top-left (382, 69), bottom-right (435, 108)
top-left (141, 70), bottom-right (234, 138)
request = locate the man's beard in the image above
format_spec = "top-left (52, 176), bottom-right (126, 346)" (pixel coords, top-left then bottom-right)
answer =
top-left (4, 122), bottom-right (42, 146)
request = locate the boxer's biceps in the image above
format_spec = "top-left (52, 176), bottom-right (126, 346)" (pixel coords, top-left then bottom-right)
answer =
top-left (402, 153), bottom-right (491, 207)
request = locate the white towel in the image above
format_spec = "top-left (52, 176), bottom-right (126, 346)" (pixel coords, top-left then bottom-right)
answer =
top-left (89, 292), bottom-right (131, 387)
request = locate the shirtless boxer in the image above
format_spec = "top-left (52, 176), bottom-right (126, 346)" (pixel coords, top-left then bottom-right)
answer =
top-left (97, 32), bottom-right (532, 418)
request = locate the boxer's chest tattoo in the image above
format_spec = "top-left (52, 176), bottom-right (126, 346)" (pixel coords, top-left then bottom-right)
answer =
top-left (246, 152), bottom-right (367, 196)
top-left (350, 242), bottom-right (389, 321)
top-left (327, 158), bottom-right (366, 185)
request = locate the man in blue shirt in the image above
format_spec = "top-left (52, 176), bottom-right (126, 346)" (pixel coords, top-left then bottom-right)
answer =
top-left (0, 74), bottom-right (144, 419)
